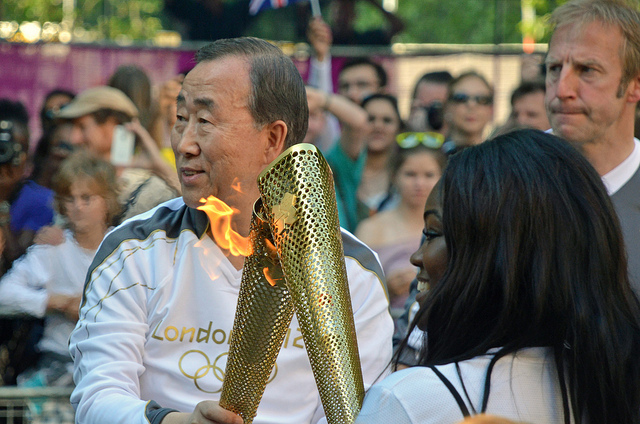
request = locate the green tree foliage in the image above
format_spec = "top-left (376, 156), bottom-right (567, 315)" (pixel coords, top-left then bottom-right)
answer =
top-left (2, 0), bottom-right (165, 42)
top-left (391, 0), bottom-right (530, 44)
top-left (0, 0), bottom-right (574, 44)
top-left (1, 0), bottom-right (64, 22)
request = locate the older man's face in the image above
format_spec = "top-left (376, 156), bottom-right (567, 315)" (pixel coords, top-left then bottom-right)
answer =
top-left (545, 21), bottom-right (634, 146)
top-left (172, 56), bottom-right (274, 210)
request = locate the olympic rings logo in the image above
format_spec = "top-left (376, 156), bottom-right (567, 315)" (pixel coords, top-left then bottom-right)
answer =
top-left (179, 350), bottom-right (278, 393)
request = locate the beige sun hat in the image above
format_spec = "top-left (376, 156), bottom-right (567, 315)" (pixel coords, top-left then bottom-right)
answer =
top-left (56, 86), bottom-right (139, 119)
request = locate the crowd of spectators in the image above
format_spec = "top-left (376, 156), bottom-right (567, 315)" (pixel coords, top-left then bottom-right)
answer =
top-left (0, 13), bottom-right (555, 389)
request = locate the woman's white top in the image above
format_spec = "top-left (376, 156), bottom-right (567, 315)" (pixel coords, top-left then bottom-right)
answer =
top-left (356, 347), bottom-right (572, 424)
top-left (0, 230), bottom-right (97, 356)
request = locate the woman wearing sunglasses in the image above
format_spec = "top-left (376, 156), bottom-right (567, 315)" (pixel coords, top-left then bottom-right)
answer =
top-left (441, 71), bottom-right (494, 156)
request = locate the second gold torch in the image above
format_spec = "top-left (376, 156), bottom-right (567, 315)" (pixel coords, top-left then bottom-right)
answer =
top-left (258, 144), bottom-right (365, 423)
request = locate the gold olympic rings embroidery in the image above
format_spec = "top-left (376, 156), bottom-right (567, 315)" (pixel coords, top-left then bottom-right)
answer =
top-left (178, 349), bottom-right (278, 393)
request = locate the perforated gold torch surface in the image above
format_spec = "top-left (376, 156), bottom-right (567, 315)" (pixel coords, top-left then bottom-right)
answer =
top-left (219, 204), bottom-right (294, 424)
top-left (257, 143), bottom-right (365, 424)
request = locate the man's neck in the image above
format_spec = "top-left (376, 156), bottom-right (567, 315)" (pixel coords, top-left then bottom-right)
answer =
top-left (581, 135), bottom-right (635, 176)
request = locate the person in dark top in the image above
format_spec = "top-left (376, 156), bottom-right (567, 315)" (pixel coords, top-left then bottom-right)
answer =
top-left (164, 0), bottom-right (255, 41)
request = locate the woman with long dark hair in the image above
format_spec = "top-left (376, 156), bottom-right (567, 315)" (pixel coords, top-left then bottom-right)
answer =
top-left (356, 129), bottom-right (640, 423)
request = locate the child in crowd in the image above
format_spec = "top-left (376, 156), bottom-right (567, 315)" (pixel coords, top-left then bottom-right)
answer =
top-left (0, 151), bottom-right (119, 389)
top-left (356, 141), bottom-right (444, 319)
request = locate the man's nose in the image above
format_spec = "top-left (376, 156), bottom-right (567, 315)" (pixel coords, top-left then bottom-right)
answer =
top-left (346, 88), bottom-right (360, 103)
top-left (174, 120), bottom-right (200, 157)
top-left (69, 126), bottom-right (84, 146)
top-left (555, 68), bottom-right (578, 99)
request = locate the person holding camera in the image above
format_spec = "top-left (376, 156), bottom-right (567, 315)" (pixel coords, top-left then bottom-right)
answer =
top-left (0, 99), bottom-right (55, 277)
top-left (406, 71), bottom-right (453, 135)
top-left (0, 99), bottom-right (55, 386)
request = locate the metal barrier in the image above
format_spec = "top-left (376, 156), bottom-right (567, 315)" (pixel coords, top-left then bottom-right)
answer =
top-left (0, 386), bottom-right (74, 424)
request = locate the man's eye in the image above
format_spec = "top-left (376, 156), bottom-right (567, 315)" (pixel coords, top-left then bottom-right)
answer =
top-left (580, 66), bottom-right (595, 74)
top-left (547, 64), bottom-right (561, 74)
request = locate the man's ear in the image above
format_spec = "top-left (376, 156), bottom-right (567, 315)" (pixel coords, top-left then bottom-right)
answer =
top-left (626, 73), bottom-right (640, 104)
top-left (264, 120), bottom-right (288, 164)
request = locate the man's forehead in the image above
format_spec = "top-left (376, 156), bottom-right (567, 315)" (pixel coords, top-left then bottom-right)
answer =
top-left (417, 82), bottom-right (448, 100)
top-left (74, 114), bottom-right (96, 125)
top-left (176, 88), bottom-right (213, 105)
top-left (549, 20), bottom-right (621, 52)
top-left (179, 58), bottom-right (249, 106)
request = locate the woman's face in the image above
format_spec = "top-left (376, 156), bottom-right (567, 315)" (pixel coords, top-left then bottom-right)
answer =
top-left (63, 178), bottom-right (109, 235)
top-left (395, 151), bottom-right (442, 210)
top-left (410, 184), bottom-right (448, 299)
top-left (446, 76), bottom-right (493, 139)
top-left (364, 98), bottom-right (401, 154)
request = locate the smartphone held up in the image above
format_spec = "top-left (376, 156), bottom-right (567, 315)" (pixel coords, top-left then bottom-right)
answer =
top-left (110, 125), bottom-right (135, 166)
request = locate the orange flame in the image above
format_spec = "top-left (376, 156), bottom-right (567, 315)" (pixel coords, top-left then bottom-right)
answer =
top-left (197, 195), bottom-right (252, 257)
top-left (231, 178), bottom-right (243, 194)
top-left (263, 267), bottom-right (280, 287)
top-left (264, 239), bottom-right (277, 257)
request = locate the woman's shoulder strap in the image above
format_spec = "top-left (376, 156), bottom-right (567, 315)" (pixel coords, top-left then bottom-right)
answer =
top-left (428, 365), bottom-right (471, 417)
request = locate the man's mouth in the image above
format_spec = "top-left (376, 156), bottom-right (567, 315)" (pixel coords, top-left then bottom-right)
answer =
top-left (181, 168), bottom-right (203, 177)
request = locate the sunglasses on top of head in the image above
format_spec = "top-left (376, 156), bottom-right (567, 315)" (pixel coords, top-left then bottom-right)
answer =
top-left (396, 131), bottom-right (445, 149)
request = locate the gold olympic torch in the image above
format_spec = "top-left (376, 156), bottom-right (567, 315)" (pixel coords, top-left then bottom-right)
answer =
top-left (218, 201), bottom-right (294, 423)
top-left (219, 143), bottom-right (364, 424)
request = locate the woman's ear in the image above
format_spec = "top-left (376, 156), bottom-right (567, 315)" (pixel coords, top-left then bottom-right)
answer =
top-left (263, 120), bottom-right (288, 164)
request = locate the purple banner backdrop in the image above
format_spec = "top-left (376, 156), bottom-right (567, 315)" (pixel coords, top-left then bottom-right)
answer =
top-left (0, 42), bottom-right (197, 148)
top-left (0, 42), bottom-right (395, 150)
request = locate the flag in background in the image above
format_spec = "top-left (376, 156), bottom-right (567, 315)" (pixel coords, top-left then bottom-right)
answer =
top-left (249, 0), bottom-right (298, 14)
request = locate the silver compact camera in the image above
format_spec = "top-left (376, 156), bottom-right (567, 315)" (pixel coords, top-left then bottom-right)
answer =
top-left (0, 120), bottom-right (23, 166)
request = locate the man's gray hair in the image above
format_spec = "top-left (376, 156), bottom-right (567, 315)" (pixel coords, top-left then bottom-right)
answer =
top-left (550, 0), bottom-right (640, 90)
top-left (195, 37), bottom-right (309, 148)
